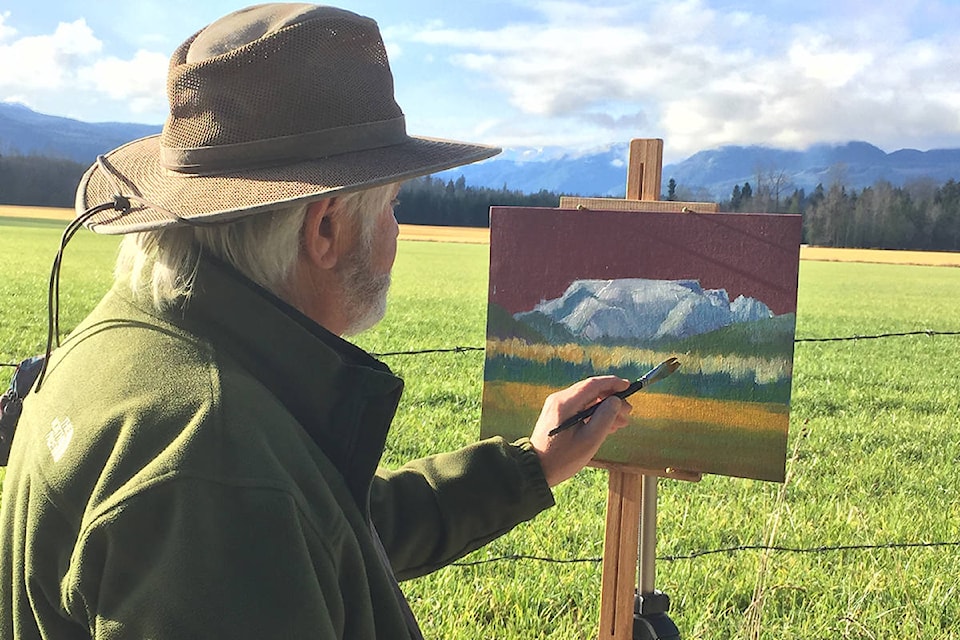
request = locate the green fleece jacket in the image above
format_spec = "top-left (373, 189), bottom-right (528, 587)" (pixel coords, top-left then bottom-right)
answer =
top-left (0, 256), bottom-right (554, 639)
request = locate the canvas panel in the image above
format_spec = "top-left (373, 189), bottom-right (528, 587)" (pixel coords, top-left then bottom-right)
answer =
top-left (480, 207), bottom-right (803, 482)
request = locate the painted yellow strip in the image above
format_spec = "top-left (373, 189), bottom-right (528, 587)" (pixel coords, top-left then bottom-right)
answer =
top-left (483, 380), bottom-right (787, 433)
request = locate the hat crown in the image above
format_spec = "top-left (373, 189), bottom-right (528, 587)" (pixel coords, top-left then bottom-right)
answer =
top-left (184, 3), bottom-right (320, 63)
top-left (161, 4), bottom-right (403, 166)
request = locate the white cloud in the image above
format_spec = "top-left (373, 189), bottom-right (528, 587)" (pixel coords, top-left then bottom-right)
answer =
top-left (401, 0), bottom-right (960, 158)
top-left (0, 18), bottom-right (102, 90)
top-left (77, 49), bottom-right (167, 114)
top-left (0, 11), bottom-right (17, 41)
top-left (3, 0), bottom-right (958, 158)
top-left (0, 14), bottom-right (169, 122)
top-left (384, 40), bottom-right (403, 61)
top-left (788, 38), bottom-right (873, 88)
top-left (2, 95), bottom-right (33, 108)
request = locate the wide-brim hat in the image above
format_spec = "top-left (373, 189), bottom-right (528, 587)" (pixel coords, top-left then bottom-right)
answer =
top-left (76, 3), bottom-right (500, 234)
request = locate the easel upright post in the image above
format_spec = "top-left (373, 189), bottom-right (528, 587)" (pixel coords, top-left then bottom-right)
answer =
top-left (596, 138), bottom-right (679, 640)
top-left (626, 139), bottom-right (663, 202)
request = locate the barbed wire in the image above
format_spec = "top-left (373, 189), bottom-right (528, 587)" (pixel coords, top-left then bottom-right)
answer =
top-left (370, 329), bottom-right (959, 357)
top-left (794, 329), bottom-right (960, 342)
top-left (4, 330), bottom-right (958, 369)
top-left (373, 346), bottom-right (484, 357)
top-left (451, 540), bottom-right (960, 568)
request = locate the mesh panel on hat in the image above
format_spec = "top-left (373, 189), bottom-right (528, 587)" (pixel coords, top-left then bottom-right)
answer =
top-left (162, 15), bottom-right (400, 150)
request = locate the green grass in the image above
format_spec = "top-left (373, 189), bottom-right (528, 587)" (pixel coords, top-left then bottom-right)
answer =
top-left (3, 220), bottom-right (960, 638)
top-left (0, 219), bottom-right (120, 368)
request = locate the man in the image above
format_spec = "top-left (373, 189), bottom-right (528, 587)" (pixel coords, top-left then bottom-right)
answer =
top-left (0, 5), bottom-right (632, 638)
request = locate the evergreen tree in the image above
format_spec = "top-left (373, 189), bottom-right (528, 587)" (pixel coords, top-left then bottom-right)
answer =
top-left (931, 180), bottom-right (960, 250)
top-left (666, 178), bottom-right (677, 201)
top-left (0, 153), bottom-right (86, 207)
top-left (730, 184), bottom-right (742, 211)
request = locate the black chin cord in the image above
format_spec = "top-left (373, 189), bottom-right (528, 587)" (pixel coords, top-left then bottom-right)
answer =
top-left (34, 154), bottom-right (216, 392)
top-left (34, 195), bottom-right (132, 391)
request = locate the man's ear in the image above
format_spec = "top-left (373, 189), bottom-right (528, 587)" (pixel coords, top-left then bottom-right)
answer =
top-left (301, 198), bottom-right (345, 270)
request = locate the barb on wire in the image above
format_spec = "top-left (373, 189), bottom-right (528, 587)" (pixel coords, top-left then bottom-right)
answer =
top-left (451, 540), bottom-right (960, 568)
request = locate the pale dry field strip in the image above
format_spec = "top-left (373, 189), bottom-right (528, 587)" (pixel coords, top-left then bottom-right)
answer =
top-left (2, 204), bottom-right (958, 266)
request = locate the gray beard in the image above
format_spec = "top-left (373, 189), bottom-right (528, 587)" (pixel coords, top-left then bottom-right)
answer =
top-left (341, 273), bottom-right (390, 336)
top-left (338, 246), bottom-right (391, 337)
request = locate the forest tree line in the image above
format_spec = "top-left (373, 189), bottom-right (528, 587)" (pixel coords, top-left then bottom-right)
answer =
top-left (2, 153), bottom-right (959, 251)
top-left (712, 173), bottom-right (960, 251)
top-left (0, 153), bottom-right (87, 207)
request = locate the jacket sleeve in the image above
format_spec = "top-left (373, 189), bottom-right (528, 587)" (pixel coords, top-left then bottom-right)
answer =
top-left (63, 478), bottom-right (351, 639)
top-left (369, 436), bottom-right (555, 581)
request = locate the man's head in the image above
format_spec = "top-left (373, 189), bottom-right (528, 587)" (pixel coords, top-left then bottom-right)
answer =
top-left (116, 181), bottom-right (398, 335)
top-left (292, 184), bottom-right (400, 336)
top-left (91, 3), bottom-right (499, 333)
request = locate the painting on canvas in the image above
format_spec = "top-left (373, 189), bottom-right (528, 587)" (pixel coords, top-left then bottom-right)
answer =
top-left (480, 207), bottom-right (803, 482)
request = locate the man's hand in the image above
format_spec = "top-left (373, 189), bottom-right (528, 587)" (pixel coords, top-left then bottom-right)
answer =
top-left (529, 376), bottom-right (633, 487)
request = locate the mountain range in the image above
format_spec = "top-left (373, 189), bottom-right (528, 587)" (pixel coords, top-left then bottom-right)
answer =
top-left (435, 141), bottom-right (960, 199)
top-left (3, 102), bottom-right (959, 200)
top-left (0, 103), bottom-right (161, 165)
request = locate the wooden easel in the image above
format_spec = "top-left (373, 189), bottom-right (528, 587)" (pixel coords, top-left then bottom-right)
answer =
top-left (561, 139), bottom-right (717, 640)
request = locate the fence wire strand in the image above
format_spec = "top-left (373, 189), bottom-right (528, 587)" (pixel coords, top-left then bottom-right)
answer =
top-left (5, 330), bottom-right (958, 367)
top-left (370, 329), bottom-right (959, 357)
top-left (452, 541), bottom-right (960, 568)
top-left (794, 329), bottom-right (960, 342)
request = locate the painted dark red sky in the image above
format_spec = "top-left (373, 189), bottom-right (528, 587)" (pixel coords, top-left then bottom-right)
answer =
top-left (488, 207), bottom-right (802, 316)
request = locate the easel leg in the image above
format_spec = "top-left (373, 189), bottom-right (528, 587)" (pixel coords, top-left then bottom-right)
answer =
top-left (633, 475), bottom-right (680, 640)
top-left (598, 470), bottom-right (642, 640)
top-left (638, 474), bottom-right (658, 593)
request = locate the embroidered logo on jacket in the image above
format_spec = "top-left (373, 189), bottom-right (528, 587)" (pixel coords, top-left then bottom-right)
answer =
top-left (47, 417), bottom-right (74, 462)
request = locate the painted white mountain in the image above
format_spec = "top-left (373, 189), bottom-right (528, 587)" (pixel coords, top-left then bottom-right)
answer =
top-left (515, 278), bottom-right (773, 343)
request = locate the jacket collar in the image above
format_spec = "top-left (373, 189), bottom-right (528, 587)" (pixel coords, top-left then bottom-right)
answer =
top-left (172, 255), bottom-right (403, 508)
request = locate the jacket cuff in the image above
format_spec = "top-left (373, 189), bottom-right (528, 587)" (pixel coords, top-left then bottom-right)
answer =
top-left (509, 437), bottom-right (555, 512)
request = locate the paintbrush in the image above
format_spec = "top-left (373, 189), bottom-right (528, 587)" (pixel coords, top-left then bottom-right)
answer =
top-left (548, 357), bottom-right (681, 437)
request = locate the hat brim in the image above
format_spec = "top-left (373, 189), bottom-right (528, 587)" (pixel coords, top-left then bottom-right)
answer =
top-left (76, 134), bottom-right (500, 234)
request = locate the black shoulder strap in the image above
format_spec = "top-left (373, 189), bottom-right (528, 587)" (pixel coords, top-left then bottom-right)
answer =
top-left (0, 355), bottom-right (45, 466)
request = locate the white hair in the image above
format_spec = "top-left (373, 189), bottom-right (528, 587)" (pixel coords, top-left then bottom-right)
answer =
top-left (115, 183), bottom-right (397, 311)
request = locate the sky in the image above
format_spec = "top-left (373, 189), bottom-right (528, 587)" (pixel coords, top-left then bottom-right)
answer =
top-left (1, 0), bottom-right (959, 163)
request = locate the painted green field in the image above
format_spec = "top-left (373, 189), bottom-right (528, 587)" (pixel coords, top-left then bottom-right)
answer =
top-left (2, 218), bottom-right (960, 639)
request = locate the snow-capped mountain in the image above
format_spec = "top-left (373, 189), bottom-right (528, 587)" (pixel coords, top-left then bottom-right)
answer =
top-left (515, 278), bottom-right (773, 343)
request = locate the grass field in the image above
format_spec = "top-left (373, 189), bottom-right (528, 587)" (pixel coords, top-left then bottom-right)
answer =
top-left (2, 213), bottom-right (960, 638)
